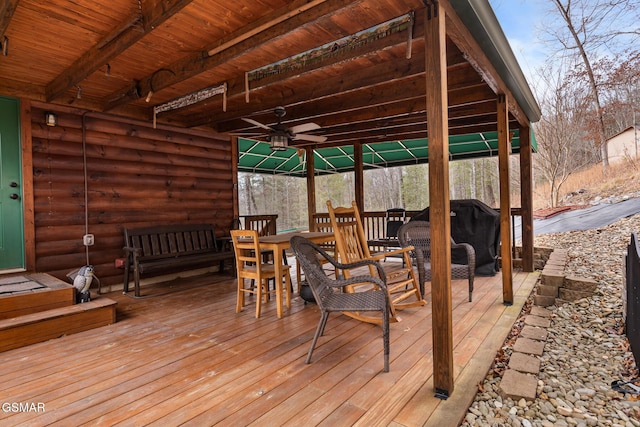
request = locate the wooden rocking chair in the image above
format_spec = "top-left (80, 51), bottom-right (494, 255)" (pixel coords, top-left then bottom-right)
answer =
top-left (326, 201), bottom-right (425, 324)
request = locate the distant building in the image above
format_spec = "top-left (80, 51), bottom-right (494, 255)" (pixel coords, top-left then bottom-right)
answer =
top-left (607, 125), bottom-right (640, 164)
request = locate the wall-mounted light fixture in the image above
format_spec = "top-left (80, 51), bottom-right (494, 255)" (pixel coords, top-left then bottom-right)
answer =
top-left (44, 112), bottom-right (57, 127)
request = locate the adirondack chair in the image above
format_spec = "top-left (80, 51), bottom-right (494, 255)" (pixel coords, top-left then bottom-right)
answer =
top-left (326, 200), bottom-right (425, 324)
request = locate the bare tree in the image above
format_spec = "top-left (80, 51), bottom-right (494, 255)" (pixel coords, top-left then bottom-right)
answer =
top-left (545, 0), bottom-right (640, 171)
top-left (599, 51), bottom-right (640, 134)
top-left (534, 59), bottom-right (599, 207)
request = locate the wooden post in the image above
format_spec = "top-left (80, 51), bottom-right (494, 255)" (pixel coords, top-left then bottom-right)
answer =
top-left (424, 1), bottom-right (454, 398)
top-left (354, 143), bottom-right (364, 213)
top-left (306, 147), bottom-right (317, 230)
top-left (20, 99), bottom-right (36, 271)
top-left (231, 136), bottom-right (239, 223)
top-left (519, 125), bottom-right (534, 272)
top-left (498, 95), bottom-right (513, 303)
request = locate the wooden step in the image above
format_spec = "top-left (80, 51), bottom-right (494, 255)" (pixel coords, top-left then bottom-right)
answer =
top-left (0, 298), bottom-right (117, 352)
top-left (0, 273), bottom-right (75, 320)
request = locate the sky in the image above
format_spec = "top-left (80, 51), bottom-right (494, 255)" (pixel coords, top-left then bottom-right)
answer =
top-left (488, 0), bottom-right (549, 88)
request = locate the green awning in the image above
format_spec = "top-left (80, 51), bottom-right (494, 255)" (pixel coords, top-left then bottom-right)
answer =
top-left (238, 129), bottom-right (536, 177)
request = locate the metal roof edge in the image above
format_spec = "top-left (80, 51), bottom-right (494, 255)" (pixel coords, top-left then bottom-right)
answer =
top-left (450, 0), bottom-right (542, 123)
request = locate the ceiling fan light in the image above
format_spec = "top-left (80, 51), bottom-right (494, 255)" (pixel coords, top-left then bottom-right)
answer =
top-left (269, 134), bottom-right (288, 151)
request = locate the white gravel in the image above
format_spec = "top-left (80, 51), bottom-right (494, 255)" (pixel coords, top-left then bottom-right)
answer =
top-left (461, 213), bottom-right (640, 426)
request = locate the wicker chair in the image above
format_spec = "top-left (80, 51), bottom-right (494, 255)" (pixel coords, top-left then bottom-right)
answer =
top-left (290, 235), bottom-right (390, 372)
top-left (397, 221), bottom-right (476, 302)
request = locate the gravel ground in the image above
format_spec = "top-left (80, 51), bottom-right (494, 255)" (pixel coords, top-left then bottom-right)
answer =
top-left (461, 213), bottom-right (640, 426)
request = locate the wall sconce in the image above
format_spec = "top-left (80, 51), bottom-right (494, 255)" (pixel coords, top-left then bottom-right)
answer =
top-left (44, 112), bottom-right (57, 127)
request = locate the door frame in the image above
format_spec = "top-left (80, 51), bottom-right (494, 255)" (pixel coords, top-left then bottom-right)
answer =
top-left (20, 99), bottom-right (36, 272)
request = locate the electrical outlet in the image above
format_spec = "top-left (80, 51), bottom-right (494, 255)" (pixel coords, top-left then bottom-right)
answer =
top-left (83, 234), bottom-right (94, 246)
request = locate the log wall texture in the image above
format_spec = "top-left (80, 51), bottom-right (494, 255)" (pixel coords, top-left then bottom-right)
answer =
top-left (30, 105), bottom-right (234, 288)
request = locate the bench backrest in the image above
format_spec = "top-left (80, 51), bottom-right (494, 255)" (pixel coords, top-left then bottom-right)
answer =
top-left (124, 224), bottom-right (220, 259)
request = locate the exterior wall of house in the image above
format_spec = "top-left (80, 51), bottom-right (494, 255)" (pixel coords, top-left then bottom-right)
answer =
top-left (29, 103), bottom-right (234, 287)
top-left (607, 126), bottom-right (640, 164)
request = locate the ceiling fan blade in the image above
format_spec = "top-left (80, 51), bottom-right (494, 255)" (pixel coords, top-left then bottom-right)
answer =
top-left (289, 122), bottom-right (321, 134)
top-left (242, 117), bottom-right (272, 130)
top-left (293, 134), bottom-right (327, 143)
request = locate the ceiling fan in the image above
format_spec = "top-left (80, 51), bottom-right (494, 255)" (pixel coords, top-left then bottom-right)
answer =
top-left (241, 106), bottom-right (327, 151)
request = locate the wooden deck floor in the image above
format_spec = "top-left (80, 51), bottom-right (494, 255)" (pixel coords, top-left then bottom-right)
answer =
top-left (0, 266), bottom-right (538, 426)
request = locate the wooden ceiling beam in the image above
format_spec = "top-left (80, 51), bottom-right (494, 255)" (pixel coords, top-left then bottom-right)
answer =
top-left (187, 44), bottom-right (478, 128)
top-left (0, 0), bottom-right (19, 38)
top-left (289, 109), bottom-right (503, 148)
top-left (197, 42), bottom-right (420, 123)
top-left (311, 106), bottom-right (502, 140)
top-left (0, 76), bottom-right (45, 100)
top-left (185, 18), bottom-right (481, 129)
top-left (102, 0), bottom-right (356, 111)
top-left (232, 92), bottom-right (501, 148)
top-left (45, 0), bottom-right (196, 102)
top-left (215, 77), bottom-right (495, 136)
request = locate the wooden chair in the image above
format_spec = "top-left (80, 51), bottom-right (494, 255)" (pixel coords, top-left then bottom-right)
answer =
top-left (244, 214), bottom-right (285, 266)
top-left (397, 220), bottom-right (476, 302)
top-left (230, 229), bottom-right (292, 318)
top-left (290, 235), bottom-right (390, 372)
top-left (326, 201), bottom-right (425, 324)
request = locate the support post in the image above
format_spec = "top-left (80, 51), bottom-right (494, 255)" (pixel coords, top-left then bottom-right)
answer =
top-left (424, 0), bottom-right (454, 398)
top-left (354, 143), bottom-right (364, 213)
top-left (306, 147), bottom-right (317, 230)
top-left (498, 95), bottom-right (513, 303)
top-left (519, 125), bottom-right (534, 272)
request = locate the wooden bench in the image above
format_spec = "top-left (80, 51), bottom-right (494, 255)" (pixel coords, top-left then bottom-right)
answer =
top-left (123, 224), bottom-right (234, 297)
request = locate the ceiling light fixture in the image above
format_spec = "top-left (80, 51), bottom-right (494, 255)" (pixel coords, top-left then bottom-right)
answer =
top-left (269, 134), bottom-right (288, 151)
top-left (44, 112), bottom-right (57, 127)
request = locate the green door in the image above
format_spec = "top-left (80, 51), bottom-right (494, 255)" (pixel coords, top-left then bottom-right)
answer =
top-left (0, 96), bottom-right (24, 270)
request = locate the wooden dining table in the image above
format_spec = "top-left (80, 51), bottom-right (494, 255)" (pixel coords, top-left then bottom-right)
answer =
top-left (257, 231), bottom-right (335, 318)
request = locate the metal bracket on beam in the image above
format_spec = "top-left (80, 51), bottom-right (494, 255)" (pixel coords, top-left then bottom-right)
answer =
top-left (422, 0), bottom-right (439, 20)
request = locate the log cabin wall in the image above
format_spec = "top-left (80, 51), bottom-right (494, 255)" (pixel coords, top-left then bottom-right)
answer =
top-left (29, 104), bottom-right (234, 289)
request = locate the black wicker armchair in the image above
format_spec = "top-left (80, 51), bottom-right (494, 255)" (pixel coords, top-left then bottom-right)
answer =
top-left (397, 221), bottom-right (476, 302)
top-left (290, 235), bottom-right (391, 372)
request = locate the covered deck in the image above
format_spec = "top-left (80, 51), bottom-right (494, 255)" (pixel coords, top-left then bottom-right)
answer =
top-left (0, 268), bottom-right (538, 426)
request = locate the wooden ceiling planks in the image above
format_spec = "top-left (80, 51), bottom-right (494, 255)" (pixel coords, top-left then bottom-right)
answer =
top-left (0, 0), bottom-right (537, 147)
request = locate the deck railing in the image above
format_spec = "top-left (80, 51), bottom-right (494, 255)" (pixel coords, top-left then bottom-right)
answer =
top-left (313, 207), bottom-right (522, 255)
top-left (625, 233), bottom-right (640, 366)
top-left (237, 214), bottom-right (278, 236)
top-left (312, 211), bottom-right (420, 242)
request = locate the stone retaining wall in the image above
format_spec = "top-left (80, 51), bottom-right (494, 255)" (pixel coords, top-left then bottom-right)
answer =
top-left (534, 248), bottom-right (598, 307)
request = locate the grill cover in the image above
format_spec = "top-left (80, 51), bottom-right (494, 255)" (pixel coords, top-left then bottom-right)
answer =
top-left (411, 199), bottom-right (500, 276)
